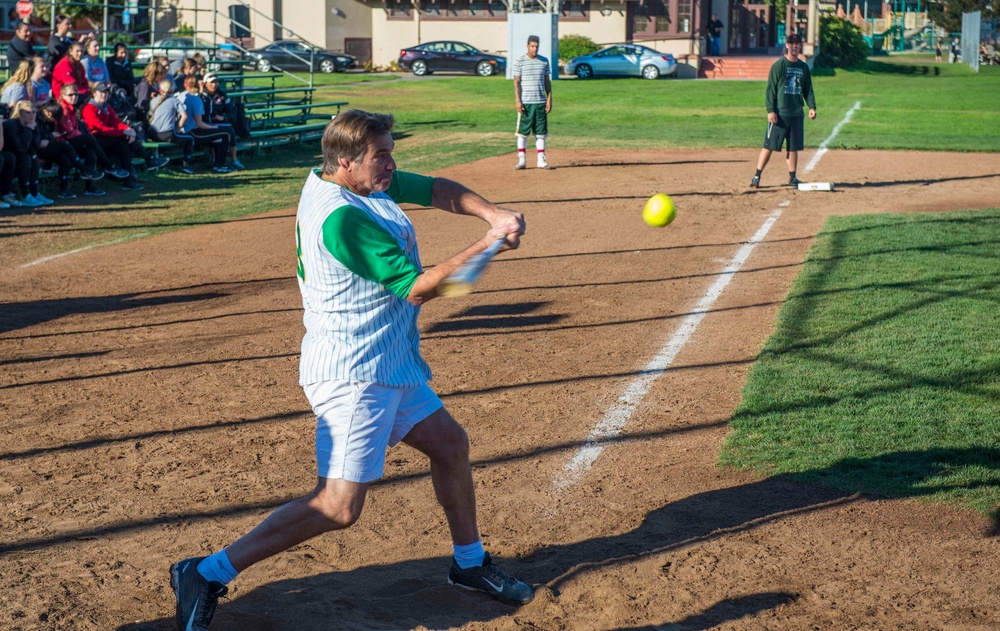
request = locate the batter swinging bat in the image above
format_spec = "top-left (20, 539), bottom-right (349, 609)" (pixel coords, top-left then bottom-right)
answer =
top-left (439, 238), bottom-right (505, 297)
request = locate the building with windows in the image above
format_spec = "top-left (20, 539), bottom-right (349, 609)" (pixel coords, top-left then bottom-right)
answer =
top-left (167, 0), bottom-right (819, 78)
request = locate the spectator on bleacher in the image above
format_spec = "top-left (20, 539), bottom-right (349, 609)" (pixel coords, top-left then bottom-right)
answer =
top-left (45, 15), bottom-right (74, 72)
top-left (81, 37), bottom-right (110, 85)
top-left (191, 52), bottom-right (208, 74)
top-left (200, 72), bottom-right (245, 170)
top-left (174, 57), bottom-right (199, 93)
top-left (135, 60), bottom-right (166, 119)
top-left (1, 60), bottom-right (34, 112)
top-left (38, 99), bottom-right (92, 199)
top-left (52, 42), bottom-right (90, 105)
top-left (30, 55), bottom-right (51, 107)
top-left (2, 100), bottom-right (53, 207)
top-left (56, 83), bottom-right (127, 180)
top-left (6, 22), bottom-right (35, 70)
top-left (0, 122), bottom-right (15, 209)
top-left (107, 42), bottom-right (136, 96)
top-left (83, 82), bottom-right (169, 191)
top-left (179, 75), bottom-right (231, 173)
top-left (41, 99), bottom-right (105, 197)
top-left (148, 79), bottom-right (195, 175)
top-left (157, 55), bottom-right (176, 84)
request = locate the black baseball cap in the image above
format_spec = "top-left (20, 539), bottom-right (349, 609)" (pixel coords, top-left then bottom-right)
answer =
top-left (786, 33), bottom-right (803, 44)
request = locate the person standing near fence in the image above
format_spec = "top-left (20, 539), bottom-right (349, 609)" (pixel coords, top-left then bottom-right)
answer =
top-left (6, 22), bottom-right (35, 70)
top-left (45, 15), bottom-right (73, 71)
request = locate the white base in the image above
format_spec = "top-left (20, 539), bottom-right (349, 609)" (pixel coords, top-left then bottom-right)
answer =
top-left (797, 182), bottom-right (835, 191)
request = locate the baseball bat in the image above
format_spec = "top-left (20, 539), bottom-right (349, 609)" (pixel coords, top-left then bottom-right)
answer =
top-left (438, 238), bottom-right (505, 297)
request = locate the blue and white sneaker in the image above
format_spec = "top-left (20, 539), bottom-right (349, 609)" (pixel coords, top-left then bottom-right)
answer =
top-left (448, 553), bottom-right (534, 605)
top-left (170, 557), bottom-right (228, 631)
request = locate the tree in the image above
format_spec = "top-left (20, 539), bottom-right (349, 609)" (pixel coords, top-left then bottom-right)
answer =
top-left (927, 0), bottom-right (998, 34)
top-left (817, 15), bottom-right (869, 67)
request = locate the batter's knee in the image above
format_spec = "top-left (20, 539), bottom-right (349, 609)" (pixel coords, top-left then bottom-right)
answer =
top-left (434, 422), bottom-right (471, 466)
top-left (310, 488), bottom-right (365, 530)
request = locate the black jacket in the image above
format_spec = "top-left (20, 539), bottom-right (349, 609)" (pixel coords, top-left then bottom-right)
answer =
top-left (200, 89), bottom-right (231, 124)
top-left (107, 55), bottom-right (136, 93)
top-left (2, 118), bottom-right (41, 155)
top-left (6, 37), bottom-right (34, 69)
top-left (45, 34), bottom-right (72, 70)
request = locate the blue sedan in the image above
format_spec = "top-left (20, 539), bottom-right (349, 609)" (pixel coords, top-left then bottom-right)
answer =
top-left (564, 44), bottom-right (677, 80)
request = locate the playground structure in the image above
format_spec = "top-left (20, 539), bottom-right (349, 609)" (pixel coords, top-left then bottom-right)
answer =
top-left (832, 0), bottom-right (938, 54)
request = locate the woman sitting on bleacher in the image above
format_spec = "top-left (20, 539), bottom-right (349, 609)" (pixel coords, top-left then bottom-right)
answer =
top-left (148, 79), bottom-right (195, 175)
top-left (52, 42), bottom-right (90, 106)
top-left (173, 58), bottom-right (199, 93)
top-left (55, 83), bottom-right (128, 181)
top-left (107, 43), bottom-right (136, 97)
top-left (135, 60), bottom-right (166, 121)
top-left (0, 113), bottom-right (17, 209)
top-left (200, 73), bottom-right (245, 170)
top-left (30, 56), bottom-right (51, 108)
top-left (82, 82), bottom-right (169, 191)
top-left (41, 99), bottom-right (105, 197)
top-left (1, 60), bottom-right (34, 112)
top-left (179, 75), bottom-right (232, 173)
top-left (2, 100), bottom-right (54, 207)
top-left (81, 37), bottom-right (111, 86)
top-left (37, 99), bottom-right (96, 199)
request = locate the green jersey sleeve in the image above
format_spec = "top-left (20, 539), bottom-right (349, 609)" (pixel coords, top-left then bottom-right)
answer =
top-left (385, 170), bottom-right (435, 207)
top-left (321, 205), bottom-right (422, 299)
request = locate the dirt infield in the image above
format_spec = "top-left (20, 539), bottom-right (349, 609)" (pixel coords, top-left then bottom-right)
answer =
top-left (2, 149), bottom-right (998, 630)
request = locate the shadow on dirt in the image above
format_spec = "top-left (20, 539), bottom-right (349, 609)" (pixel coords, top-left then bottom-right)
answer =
top-left (114, 449), bottom-right (997, 631)
top-left (549, 158), bottom-right (744, 171)
top-left (0, 291), bottom-right (227, 335)
top-left (1, 277), bottom-right (293, 338)
top-left (835, 172), bottom-right (1000, 189)
top-left (613, 591), bottom-right (798, 631)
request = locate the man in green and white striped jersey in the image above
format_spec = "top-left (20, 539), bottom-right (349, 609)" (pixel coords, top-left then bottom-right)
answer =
top-left (169, 110), bottom-right (534, 630)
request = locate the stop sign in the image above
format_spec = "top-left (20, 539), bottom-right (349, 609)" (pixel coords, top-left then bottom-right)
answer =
top-left (14, 0), bottom-right (32, 20)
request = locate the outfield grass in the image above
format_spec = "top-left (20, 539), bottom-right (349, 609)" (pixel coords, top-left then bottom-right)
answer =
top-left (720, 210), bottom-right (1000, 517)
top-left (312, 57), bottom-right (1000, 169)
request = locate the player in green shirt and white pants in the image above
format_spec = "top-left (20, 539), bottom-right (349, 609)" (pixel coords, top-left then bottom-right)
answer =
top-left (749, 33), bottom-right (817, 189)
top-left (169, 110), bottom-right (533, 631)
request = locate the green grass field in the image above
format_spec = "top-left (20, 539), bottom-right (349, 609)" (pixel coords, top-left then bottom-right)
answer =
top-left (720, 210), bottom-right (1000, 517)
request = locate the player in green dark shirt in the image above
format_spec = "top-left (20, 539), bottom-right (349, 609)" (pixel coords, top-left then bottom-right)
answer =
top-left (749, 33), bottom-right (817, 189)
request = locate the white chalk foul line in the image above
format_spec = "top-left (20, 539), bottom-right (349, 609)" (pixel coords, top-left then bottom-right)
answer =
top-left (803, 100), bottom-right (861, 175)
top-left (553, 207), bottom-right (785, 491)
top-left (20, 233), bottom-right (150, 268)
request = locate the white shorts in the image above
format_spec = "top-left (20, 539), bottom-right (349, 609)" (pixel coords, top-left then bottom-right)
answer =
top-left (303, 380), bottom-right (443, 483)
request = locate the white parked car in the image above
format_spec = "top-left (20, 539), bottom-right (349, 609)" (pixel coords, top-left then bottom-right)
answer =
top-left (134, 37), bottom-right (242, 70)
top-left (564, 44), bottom-right (677, 80)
